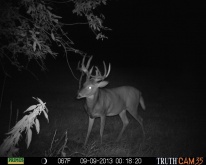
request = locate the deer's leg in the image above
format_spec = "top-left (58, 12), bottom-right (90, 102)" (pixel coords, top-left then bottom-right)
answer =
top-left (129, 108), bottom-right (145, 137)
top-left (100, 116), bottom-right (106, 144)
top-left (135, 115), bottom-right (145, 136)
top-left (84, 117), bottom-right (94, 146)
top-left (117, 110), bottom-right (129, 142)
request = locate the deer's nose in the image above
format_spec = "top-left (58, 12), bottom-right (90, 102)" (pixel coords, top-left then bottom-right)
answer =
top-left (77, 92), bottom-right (82, 99)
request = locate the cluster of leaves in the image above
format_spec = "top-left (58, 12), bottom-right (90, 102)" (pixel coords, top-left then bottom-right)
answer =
top-left (0, 97), bottom-right (48, 157)
top-left (0, 0), bottom-right (109, 72)
top-left (73, 0), bottom-right (110, 40)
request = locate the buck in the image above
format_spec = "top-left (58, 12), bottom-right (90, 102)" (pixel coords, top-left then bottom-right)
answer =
top-left (77, 56), bottom-right (146, 146)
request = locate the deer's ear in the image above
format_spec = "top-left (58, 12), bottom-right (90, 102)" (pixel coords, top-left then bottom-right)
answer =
top-left (97, 81), bottom-right (108, 88)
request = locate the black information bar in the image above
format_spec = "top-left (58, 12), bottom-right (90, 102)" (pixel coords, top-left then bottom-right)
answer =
top-left (2, 157), bottom-right (156, 165)
top-left (1, 157), bottom-right (206, 165)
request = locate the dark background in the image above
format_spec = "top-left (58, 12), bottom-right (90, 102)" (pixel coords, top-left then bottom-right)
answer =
top-left (61, 0), bottom-right (205, 97)
top-left (68, 0), bottom-right (205, 68)
top-left (60, 0), bottom-right (205, 89)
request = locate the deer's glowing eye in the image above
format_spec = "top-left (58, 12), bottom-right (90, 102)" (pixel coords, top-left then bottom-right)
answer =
top-left (87, 86), bottom-right (92, 90)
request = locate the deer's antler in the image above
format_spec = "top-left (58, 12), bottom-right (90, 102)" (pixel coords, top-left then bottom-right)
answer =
top-left (78, 55), bottom-right (111, 82)
top-left (91, 62), bottom-right (111, 82)
top-left (77, 56), bottom-right (94, 78)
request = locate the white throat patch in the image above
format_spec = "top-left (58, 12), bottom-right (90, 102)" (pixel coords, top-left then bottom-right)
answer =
top-left (87, 95), bottom-right (94, 100)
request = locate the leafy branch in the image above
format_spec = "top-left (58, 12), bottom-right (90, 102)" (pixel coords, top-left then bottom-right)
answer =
top-left (0, 97), bottom-right (48, 157)
top-left (0, 0), bottom-right (110, 72)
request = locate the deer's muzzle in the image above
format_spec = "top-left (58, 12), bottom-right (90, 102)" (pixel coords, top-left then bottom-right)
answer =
top-left (77, 92), bottom-right (83, 99)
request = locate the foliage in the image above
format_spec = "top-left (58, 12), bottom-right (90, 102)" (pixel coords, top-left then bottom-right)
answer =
top-left (0, 0), bottom-right (109, 71)
top-left (0, 97), bottom-right (48, 157)
top-left (73, 0), bottom-right (110, 39)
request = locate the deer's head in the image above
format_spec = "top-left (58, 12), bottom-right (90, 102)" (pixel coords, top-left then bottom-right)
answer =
top-left (77, 56), bottom-right (111, 99)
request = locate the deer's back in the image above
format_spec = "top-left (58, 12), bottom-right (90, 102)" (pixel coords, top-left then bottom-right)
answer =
top-left (100, 86), bottom-right (141, 116)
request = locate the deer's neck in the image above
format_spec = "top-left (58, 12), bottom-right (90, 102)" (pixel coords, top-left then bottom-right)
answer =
top-left (86, 89), bottom-right (100, 110)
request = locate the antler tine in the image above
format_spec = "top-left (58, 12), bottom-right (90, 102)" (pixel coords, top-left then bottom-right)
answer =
top-left (86, 56), bottom-right (93, 70)
top-left (78, 55), bottom-right (93, 74)
top-left (103, 61), bottom-right (107, 78)
top-left (103, 61), bottom-right (111, 78)
top-left (105, 63), bottom-right (111, 78)
top-left (77, 56), bottom-right (86, 91)
top-left (91, 61), bottom-right (111, 82)
top-left (81, 55), bottom-right (85, 68)
top-left (90, 66), bottom-right (101, 81)
top-left (89, 66), bottom-right (94, 75)
top-left (77, 55), bottom-right (86, 72)
top-left (95, 66), bottom-right (101, 76)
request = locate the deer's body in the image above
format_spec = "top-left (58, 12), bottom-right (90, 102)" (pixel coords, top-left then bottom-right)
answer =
top-left (85, 86), bottom-right (145, 118)
top-left (77, 56), bottom-right (145, 146)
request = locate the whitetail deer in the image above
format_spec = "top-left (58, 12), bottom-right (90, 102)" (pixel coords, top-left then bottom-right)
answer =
top-left (77, 56), bottom-right (145, 146)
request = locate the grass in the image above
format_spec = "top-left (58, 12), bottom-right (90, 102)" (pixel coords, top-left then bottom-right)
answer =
top-left (0, 64), bottom-right (205, 157)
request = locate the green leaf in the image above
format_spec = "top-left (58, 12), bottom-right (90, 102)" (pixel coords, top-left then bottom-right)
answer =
top-left (43, 110), bottom-right (49, 123)
top-left (33, 41), bottom-right (36, 51)
top-left (26, 128), bottom-right (32, 149)
top-left (35, 119), bottom-right (40, 134)
top-left (24, 105), bottom-right (37, 113)
top-left (51, 33), bottom-right (55, 41)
